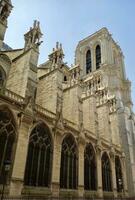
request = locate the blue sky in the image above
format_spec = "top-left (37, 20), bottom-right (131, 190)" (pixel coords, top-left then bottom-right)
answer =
top-left (5, 0), bottom-right (135, 110)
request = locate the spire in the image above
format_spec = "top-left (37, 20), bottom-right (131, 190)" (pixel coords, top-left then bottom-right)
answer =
top-left (49, 42), bottom-right (64, 68)
top-left (24, 20), bottom-right (43, 51)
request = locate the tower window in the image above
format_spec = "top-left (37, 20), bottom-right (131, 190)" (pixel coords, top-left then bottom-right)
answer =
top-left (64, 76), bottom-right (67, 81)
top-left (86, 50), bottom-right (92, 74)
top-left (96, 45), bottom-right (101, 69)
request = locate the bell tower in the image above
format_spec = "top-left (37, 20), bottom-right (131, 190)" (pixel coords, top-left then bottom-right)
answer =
top-left (0, 0), bottom-right (13, 49)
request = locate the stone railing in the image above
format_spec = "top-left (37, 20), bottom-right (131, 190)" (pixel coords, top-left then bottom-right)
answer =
top-left (63, 118), bottom-right (78, 130)
top-left (96, 87), bottom-right (117, 113)
top-left (2, 88), bottom-right (24, 103)
top-left (96, 87), bottom-right (108, 106)
top-left (108, 97), bottom-right (117, 113)
top-left (35, 104), bottom-right (56, 119)
top-left (82, 73), bottom-right (102, 98)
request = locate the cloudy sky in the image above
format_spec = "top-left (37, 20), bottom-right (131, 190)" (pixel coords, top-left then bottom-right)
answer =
top-left (5, 0), bottom-right (135, 110)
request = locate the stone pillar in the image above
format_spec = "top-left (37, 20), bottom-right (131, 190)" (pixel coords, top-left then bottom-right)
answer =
top-left (78, 139), bottom-right (85, 197)
top-left (121, 154), bottom-right (128, 197)
top-left (91, 47), bottom-right (96, 72)
top-left (101, 38), bottom-right (107, 64)
top-left (96, 145), bottom-right (103, 198)
top-left (110, 152), bottom-right (117, 197)
top-left (51, 131), bottom-right (62, 197)
top-left (10, 115), bottom-right (32, 196)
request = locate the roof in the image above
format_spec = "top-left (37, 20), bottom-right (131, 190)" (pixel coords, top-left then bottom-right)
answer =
top-left (78, 27), bottom-right (109, 45)
top-left (0, 42), bottom-right (12, 51)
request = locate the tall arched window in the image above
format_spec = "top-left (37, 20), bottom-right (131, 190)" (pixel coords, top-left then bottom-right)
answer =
top-left (84, 143), bottom-right (96, 190)
top-left (60, 134), bottom-right (78, 189)
top-left (0, 108), bottom-right (16, 184)
top-left (102, 152), bottom-right (112, 191)
top-left (96, 45), bottom-right (101, 69)
top-left (24, 122), bottom-right (52, 187)
top-left (115, 156), bottom-right (123, 192)
top-left (86, 50), bottom-right (92, 74)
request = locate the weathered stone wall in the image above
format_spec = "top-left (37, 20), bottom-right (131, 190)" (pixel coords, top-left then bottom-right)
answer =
top-left (82, 95), bottom-right (96, 134)
top-left (36, 69), bottom-right (63, 114)
top-left (6, 51), bottom-right (31, 97)
top-left (110, 112), bottom-right (120, 146)
top-left (63, 85), bottom-right (81, 125)
top-left (97, 104), bottom-right (110, 142)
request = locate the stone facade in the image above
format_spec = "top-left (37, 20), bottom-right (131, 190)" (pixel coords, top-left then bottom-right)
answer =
top-left (0, 0), bottom-right (135, 198)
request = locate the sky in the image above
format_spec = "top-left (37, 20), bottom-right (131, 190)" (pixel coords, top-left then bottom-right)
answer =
top-left (4, 0), bottom-right (135, 110)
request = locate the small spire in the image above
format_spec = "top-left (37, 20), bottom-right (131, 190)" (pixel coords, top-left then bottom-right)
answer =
top-left (60, 43), bottom-right (62, 49)
top-left (56, 41), bottom-right (59, 49)
top-left (33, 20), bottom-right (36, 28)
top-left (24, 20), bottom-right (43, 51)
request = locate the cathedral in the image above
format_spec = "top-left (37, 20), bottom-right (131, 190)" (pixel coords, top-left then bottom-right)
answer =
top-left (0, 0), bottom-right (135, 198)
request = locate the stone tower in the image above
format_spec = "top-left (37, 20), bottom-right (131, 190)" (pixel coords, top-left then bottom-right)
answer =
top-left (75, 27), bottom-right (135, 196)
top-left (0, 0), bottom-right (13, 48)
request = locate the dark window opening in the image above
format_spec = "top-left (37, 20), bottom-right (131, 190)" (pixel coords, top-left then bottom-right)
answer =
top-left (102, 152), bottom-right (112, 191)
top-left (84, 144), bottom-right (96, 190)
top-left (86, 50), bottom-right (92, 74)
top-left (96, 45), bottom-right (101, 69)
top-left (0, 109), bottom-right (16, 184)
top-left (0, 68), bottom-right (5, 87)
top-left (115, 156), bottom-right (123, 192)
top-left (64, 76), bottom-right (67, 82)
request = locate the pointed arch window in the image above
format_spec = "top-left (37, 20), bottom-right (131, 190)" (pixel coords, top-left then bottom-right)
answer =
top-left (96, 45), bottom-right (101, 69)
top-left (86, 50), bottom-right (92, 74)
top-left (115, 156), bottom-right (123, 192)
top-left (84, 143), bottom-right (96, 190)
top-left (24, 122), bottom-right (52, 187)
top-left (102, 152), bottom-right (112, 191)
top-left (60, 134), bottom-right (78, 189)
top-left (0, 108), bottom-right (16, 184)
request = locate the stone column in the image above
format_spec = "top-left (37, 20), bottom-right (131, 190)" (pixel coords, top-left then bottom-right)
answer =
top-left (91, 47), bottom-right (96, 72)
top-left (96, 145), bottom-right (103, 198)
top-left (121, 154), bottom-right (128, 197)
top-left (110, 152), bottom-right (117, 197)
top-left (10, 114), bottom-right (32, 196)
top-left (101, 38), bottom-right (107, 65)
top-left (78, 139), bottom-right (85, 197)
top-left (51, 131), bottom-right (62, 197)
